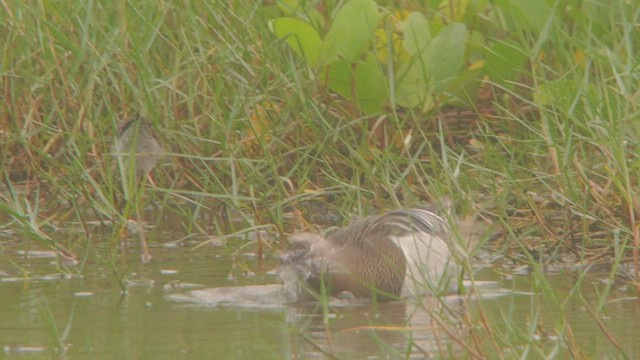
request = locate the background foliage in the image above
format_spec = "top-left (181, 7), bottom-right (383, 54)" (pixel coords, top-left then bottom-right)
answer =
top-left (1, 0), bottom-right (638, 264)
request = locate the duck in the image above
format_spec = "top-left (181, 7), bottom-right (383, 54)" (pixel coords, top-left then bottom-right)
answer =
top-left (278, 207), bottom-right (462, 302)
top-left (114, 116), bottom-right (164, 184)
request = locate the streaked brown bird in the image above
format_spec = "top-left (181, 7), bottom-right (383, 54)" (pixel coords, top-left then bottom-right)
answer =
top-left (115, 116), bottom-right (164, 185)
top-left (114, 116), bottom-right (164, 263)
top-left (278, 207), bottom-right (462, 301)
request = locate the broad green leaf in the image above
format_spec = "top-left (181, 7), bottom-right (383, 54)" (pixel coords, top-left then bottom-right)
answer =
top-left (509, 0), bottom-right (552, 33)
top-left (275, 0), bottom-right (325, 29)
top-left (318, 0), bottom-right (381, 64)
top-left (402, 12), bottom-right (431, 56)
top-left (271, 17), bottom-right (322, 66)
top-left (395, 60), bottom-right (430, 109)
top-left (485, 40), bottom-right (527, 88)
top-left (440, 67), bottom-right (484, 107)
top-left (325, 55), bottom-right (387, 114)
top-left (424, 23), bottom-right (467, 91)
top-left (326, 59), bottom-right (353, 100)
top-left (354, 53), bottom-right (387, 114)
top-left (317, 27), bottom-right (348, 66)
top-left (493, 0), bottom-right (552, 33)
top-left (396, 23), bottom-right (467, 111)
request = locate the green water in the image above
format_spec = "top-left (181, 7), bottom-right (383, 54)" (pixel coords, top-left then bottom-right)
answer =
top-left (1, 225), bottom-right (638, 359)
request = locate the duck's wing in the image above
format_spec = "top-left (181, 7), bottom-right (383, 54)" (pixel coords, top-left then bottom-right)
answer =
top-left (373, 208), bottom-right (450, 238)
top-left (326, 207), bottom-right (450, 246)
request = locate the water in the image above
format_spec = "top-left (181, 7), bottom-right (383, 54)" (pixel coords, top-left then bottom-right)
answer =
top-left (1, 222), bottom-right (639, 359)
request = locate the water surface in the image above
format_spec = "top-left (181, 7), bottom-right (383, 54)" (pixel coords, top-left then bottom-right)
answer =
top-left (1, 223), bottom-right (638, 359)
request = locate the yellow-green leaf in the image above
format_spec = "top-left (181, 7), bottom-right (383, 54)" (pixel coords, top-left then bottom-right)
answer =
top-left (271, 17), bottom-right (322, 66)
top-left (318, 0), bottom-right (381, 64)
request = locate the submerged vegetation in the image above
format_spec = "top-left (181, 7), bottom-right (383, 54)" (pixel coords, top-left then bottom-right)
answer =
top-left (1, 0), bottom-right (639, 358)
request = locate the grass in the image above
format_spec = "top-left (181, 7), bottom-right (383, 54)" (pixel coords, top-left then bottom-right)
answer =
top-left (1, 0), bottom-right (639, 358)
